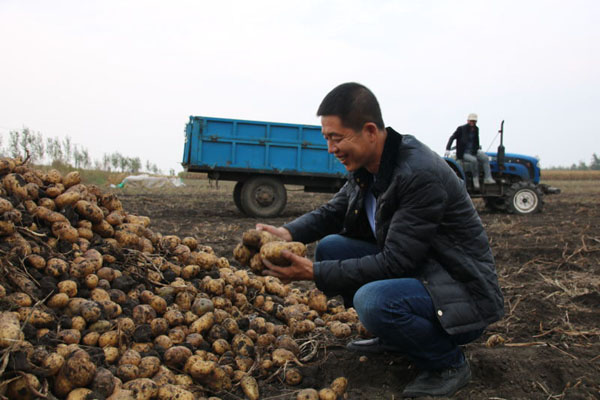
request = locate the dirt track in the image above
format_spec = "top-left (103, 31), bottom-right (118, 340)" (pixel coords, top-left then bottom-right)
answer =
top-left (116, 179), bottom-right (600, 399)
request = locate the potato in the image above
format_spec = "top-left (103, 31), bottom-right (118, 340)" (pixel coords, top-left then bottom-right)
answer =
top-left (240, 375), bottom-right (260, 400)
top-left (63, 171), bottom-right (81, 188)
top-left (122, 378), bottom-right (158, 400)
top-left (163, 345), bottom-right (192, 369)
top-left (157, 384), bottom-right (194, 400)
top-left (233, 243), bottom-right (254, 266)
top-left (52, 221), bottom-right (79, 242)
top-left (43, 352), bottom-right (65, 375)
top-left (260, 241), bottom-right (307, 266)
top-left (185, 357), bottom-right (216, 379)
top-left (103, 346), bottom-right (120, 364)
top-left (272, 348), bottom-right (300, 367)
top-left (330, 377), bottom-right (348, 396)
top-left (189, 311), bottom-right (214, 334)
top-left (90, 367), bottom-right (115, 398)
top-left (7, 373), bottom-right (41, 400)
top-left (243, 228), bottom-right (279, 248)
top-left (61, 349), bottom-right (97, 387)
top-left (297, 388), bottom-right (319, 400)
top-left (318, 388), bottom-right (337, 400)
top-left (0, 197), bottom-right (13, 213)
top-left (308, 288), bottom-right (328, 313)
top-left (0, 311), bottom-right (25, 347)
top-left (138, 356), bottom-right (161, 378)
top-left (75, 200), bottom-right (104, 223)
top-left (82, 331), bottom-right (100, 346)
top-left (66, 388), bottom-right (93, 400)
top-left (329, 321), bottom-right (351, 338)
top-left (58, 279), bottom-right (78, 297)
top-left (8, 292), bottom-right (32, 307)
top-left (275, 335), bottom-right (300, 355)
top-left (0, 220), bottom-right (15, 235)
top-left (92, 220), bottom-right (114, 238)
top-left (58, 329), bottom-right (81, 345)
top-left (54, 191), bottom-right (81, 209)
top-left (116, 363), bottom-right (140, 382)
top-left (46, 258), bottom-right (69, 277)
top-left (47, 293), bottom-right (70, 308)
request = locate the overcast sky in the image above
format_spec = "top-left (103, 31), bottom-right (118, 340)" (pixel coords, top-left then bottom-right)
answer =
top-left (1, 0), bottom-right (598, 173)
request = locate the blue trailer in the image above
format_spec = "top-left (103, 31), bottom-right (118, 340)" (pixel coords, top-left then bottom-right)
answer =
top-left (182, 116), bottom-right (347, 217)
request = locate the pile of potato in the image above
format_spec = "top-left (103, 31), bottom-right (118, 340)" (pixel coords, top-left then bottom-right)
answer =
top-left (0, 157), bottom-right (359, 400)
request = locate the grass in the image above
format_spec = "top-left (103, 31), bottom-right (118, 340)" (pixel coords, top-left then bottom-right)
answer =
top-left (542, 170), bottom-right (600, 180)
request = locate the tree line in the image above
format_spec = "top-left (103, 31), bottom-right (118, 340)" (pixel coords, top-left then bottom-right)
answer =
top-left (547, 153), bottom-right (600, 171)
top-left (0, 128), bottom-right (163, 174)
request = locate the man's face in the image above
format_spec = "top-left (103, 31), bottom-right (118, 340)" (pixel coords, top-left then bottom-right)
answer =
top-left (468, 120), bottom-right (477, 127)
top-left (321, 116), bottom-right (374, 172)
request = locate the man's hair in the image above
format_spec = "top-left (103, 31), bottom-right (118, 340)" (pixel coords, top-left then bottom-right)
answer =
top-left (316, 82), bottom-right (385, 131)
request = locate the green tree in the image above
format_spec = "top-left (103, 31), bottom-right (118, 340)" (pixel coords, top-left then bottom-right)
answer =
top-left (590, 153), bottom-right (600, 171)
top-left (8, 130), bottom-right (20, 158)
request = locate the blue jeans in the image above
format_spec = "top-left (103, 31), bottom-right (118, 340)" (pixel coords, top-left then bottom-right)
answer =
top-left (315, 234), bottom-right (483, 370)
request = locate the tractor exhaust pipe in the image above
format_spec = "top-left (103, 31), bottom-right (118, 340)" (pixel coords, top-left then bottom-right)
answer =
top-left (497, 120), bottom-right (505, 171)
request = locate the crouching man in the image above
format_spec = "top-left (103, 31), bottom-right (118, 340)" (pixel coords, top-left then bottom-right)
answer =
top-left (258, 82), bottom-right (504, 397)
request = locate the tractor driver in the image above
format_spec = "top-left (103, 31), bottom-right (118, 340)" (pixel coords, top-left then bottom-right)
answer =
top-left (256, 83), bottom-right (505, 397)
top-left (445, 113), bottom-right (496, 188)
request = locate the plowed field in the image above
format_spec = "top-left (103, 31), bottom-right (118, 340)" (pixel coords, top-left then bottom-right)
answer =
top-left (116, 179), bottom-right (600, 399)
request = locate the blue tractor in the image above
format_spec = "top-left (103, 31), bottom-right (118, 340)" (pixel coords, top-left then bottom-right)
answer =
top-left (444, 121), bottom-right (560, 215)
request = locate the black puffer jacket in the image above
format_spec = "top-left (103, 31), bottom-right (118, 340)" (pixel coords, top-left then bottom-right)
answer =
top-left (446, 123), bottom-right (480, 160)
top-left (284, 128), bottom-right (504, 335)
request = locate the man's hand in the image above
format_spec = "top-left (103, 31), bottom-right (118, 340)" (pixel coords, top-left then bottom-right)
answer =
top-left (256, 223), bottom-right (292, 242)
top-left (262, 250), bottom-right (314, 283)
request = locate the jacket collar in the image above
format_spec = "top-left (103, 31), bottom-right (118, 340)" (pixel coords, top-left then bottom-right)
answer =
top-left (349, 127), bottom-right (402, 195)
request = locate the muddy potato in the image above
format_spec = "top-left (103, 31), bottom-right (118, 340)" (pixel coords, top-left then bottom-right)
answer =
top-left (182, 236), bottom-right (198, 250)
top-left (285, 367), bottom-right (303, 385)
top-left (104, 346), bottom-right (120, 364)
top-left (163, 345), bottom-right (192, 369)
top-left (157, 384), bottom-right (194, 400)
top-left (25, 254), bottom-right (46, 270)
top-left (61, 349), bottom-right (97, 387)
top-left (212, 338), bottom-right (231, 355)
top-left (122, 378), bottom-right (158, 400)
top-left (185, 356), bottom-right (216, 379)
top-left (318, 388), bottom-right (337, 400)
top-left (82, 331), bottom-right (100, 346)
top-left (92, 220), bottom-right (114, 238)
top-left (0, 220), bottom-right (15, 235)
top-left (239, 375), bottom-right (260, 400)
top-left (55, 191), bottom-right (81, 209)
top-left (80, 300), bottom-right (102, 323)
top-left (74, 200), bottom-right (104, 223)
top-left (47, 292), bottom-right (69, 309)
top-left (65, 388), bottom-right (94, 400)
top-left (233, 243), bottom-right (254, 266)
top-left (90, 367), bottom-right (115, 398)
top-left (329, 321), bottom-right (351, 338)
top-left (275, 335), bottom-right (300, 355)
top-left (118, 349), bottom-right (141, 366)
top-left (154, 335), bottom-right (173, 351)
top-left (58, 329), bottom-right (81, 345)
top-left (46, 258), bottom-right (69, 277)
top-left (272, 348), bottom-right (299, 367)
top-left (308, 288), bottom-right (328, 313)
top-left (260, 241), bottom-right (307, 266)
top-left (138, 356), bottom-right (161, 378)
top-left (116, 364), bottom-right (140, 382)
top-left (330, 377), bottom-right (348, 396)
top-left (43, 352), bottom-right (65, 375)
top-left (105, 210), bottom-right (125, 225)
top-left (132, 304), bottom-right (157, 325)
top-left (0, 311), bottom-right (24, 347)
top-left (71, 316), bottom-right (87, 331)
top-left (264, 276), bottom-right (289, 297)
top-left (297, 388), bottom-right (319, 400)
top-left (190, 311), bottom-right (215, 334)
top-left (7, 373), bottom-right (41, 400)
top-left (249, 253), bottom-right (265, 273)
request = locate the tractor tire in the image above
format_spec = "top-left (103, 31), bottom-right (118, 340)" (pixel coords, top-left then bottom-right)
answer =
top-left (240, 176), bottom-right (287, 218)
top-left (233, 181), bottom-right (246, 215)
top-left (504, 182), bottom-right (543, 215)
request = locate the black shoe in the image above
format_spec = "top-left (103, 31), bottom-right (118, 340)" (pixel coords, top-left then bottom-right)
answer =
top-left (402, 360), bottom-right (471, 398)
top-left (346, 337), bottom-right (402, 354)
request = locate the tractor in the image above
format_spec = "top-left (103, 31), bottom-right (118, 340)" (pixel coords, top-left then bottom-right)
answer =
top-left (444, 121), bottom-right (560, 215)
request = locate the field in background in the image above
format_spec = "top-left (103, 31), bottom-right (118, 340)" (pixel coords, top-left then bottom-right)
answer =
top-left (542, 169), bottom-right (600, 180)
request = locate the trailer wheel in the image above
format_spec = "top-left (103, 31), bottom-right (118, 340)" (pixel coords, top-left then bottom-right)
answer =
top-left (233, 182), bottom-right (246, 215)
top-left (504, 182), bottom-right (543, 215)
top-left (240, 177), bottom-right (287, 218)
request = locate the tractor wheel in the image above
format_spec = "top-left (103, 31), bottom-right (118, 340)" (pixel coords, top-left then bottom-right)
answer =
top-left (233, 181), bottom-right (246, 215)
top-left (240, 176), bottom-right (287, 218)
top-left (504, 182), bottom-right (543, 215)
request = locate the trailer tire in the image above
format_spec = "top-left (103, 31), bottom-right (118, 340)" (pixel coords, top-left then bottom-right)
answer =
top-left (240, 177), bottom-right (287, 218)
top-left (233, 181), bottom-right (246, 215)
top-left (504, 182), bottom-right (543, 215)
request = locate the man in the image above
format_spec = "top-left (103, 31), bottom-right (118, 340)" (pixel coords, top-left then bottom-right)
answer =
top-left (258, 83), bottom-right (504, 397)
top-left (445, 113), bottom-right (496, 189)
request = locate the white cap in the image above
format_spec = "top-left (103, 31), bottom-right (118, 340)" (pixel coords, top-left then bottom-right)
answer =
top-left (467, 113), bottom-right (478, 121)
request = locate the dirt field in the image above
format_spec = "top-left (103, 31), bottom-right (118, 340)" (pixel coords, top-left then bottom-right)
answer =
top-left (115, 178), bottom-right (600, 399)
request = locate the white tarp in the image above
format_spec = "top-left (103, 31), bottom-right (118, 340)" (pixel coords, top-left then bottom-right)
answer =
top-left (113, 174), bottom-right (185, 189)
